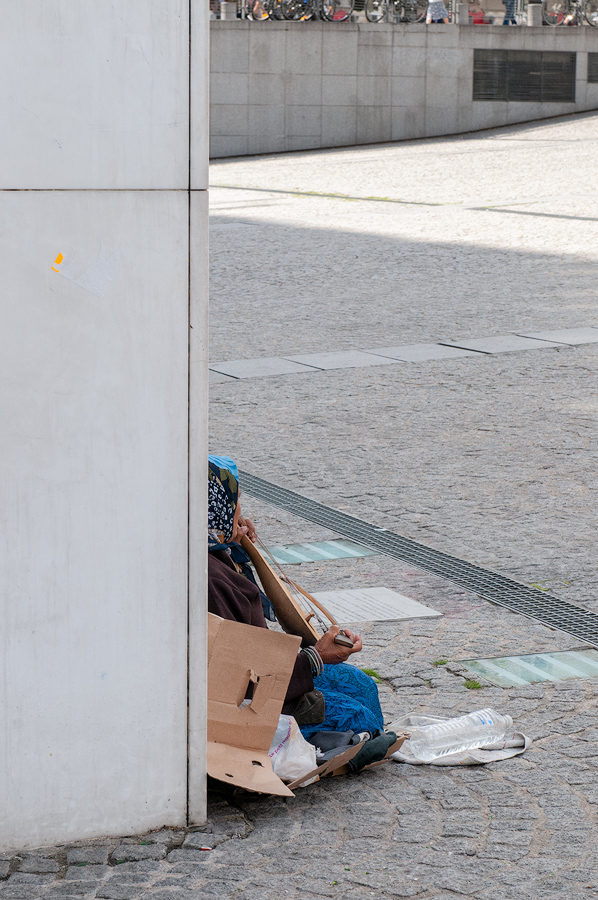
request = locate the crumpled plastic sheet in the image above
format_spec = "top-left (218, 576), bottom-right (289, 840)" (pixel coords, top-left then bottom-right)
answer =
top-left (386, 713), bottom-right (531, 766)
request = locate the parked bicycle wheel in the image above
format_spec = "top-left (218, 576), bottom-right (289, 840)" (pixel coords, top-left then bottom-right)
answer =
top-left (403, 0), bottom-right (427, 20)
top-left (282, 0), bottom-right (315, 16)
top-left (365, 0), bottom-right (387, 21)
top-left (321, 0), bottom-right (354, 19)
top-left (542, 0), bottom-right (568, 23)
top-left (585, 0), bottom-right (598, 23)
top-left (268, 0), bottom-right (286, 17)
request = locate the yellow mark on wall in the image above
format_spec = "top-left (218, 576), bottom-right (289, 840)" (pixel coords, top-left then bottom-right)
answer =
top-left (51, 252), bottom-right (64, 273)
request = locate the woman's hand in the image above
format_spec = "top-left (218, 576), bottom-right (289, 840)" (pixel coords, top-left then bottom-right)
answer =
top-left (238, 515), bottom-right (257, 542)
top-left (314, 626), bottom-right (362, 665)
top-left (231, 499), bottom-right (257, 543)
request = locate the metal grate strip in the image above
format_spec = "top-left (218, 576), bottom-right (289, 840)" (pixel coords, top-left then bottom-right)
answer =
top-left (240, 470), bottom-right (598, 648)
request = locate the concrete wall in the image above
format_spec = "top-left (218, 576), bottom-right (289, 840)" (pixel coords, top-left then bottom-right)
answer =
top-left (0, 1), bottom-right (209, 851)
top-left (210, 21), bottom-right (598, 157)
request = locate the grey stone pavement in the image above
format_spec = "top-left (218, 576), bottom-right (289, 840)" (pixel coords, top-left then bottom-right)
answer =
top-left (5, 114), bottom-right (598, 899)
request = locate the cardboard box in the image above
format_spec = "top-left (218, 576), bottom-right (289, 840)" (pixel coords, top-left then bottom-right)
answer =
top-left (207, 613), bottom-right (405, 796)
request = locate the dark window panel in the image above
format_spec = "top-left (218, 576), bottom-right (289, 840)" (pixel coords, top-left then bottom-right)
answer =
top-left (473, 49), bottom-right (507, 101)
top-left (473, 49), bottom-right (576, 103)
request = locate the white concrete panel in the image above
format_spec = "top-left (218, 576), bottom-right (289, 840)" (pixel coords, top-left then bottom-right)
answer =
top-left (391, 105), bottom-right (425, 140)
top-left (322, 76), bottom-right (358, 107)
top-left (323, 28), bottom-right (358, 75)
top-left (424, 105), bottom-right (460, 138)
top-left (425, 73), bottom-right (459, 109)
top-left (286, 28), bottom-right (323, 75)
top-left (357, 106), bottom-right (392, 143)
top-left (211, 74), bottom-right (249, 106)
top-left (470, 101), bottom-right (508, 131)
top-left (249, 74), bottom-right (286, 105)
top-left (248, 105), bottom-right (286, 138)
top-left (358, 27), bottom-right (393, 48)
top-left (0, 189), bottom-right (190, 850)
top-left (322, 106), bottom-right (358, 147)
top-left (287, 106), bottom-right (322, 138)
top-left (211, 104), bottom-right (250, 137)
top-left (424, 27), bottom-right (459, 48)
top-left (247, 134), bottom-right (287, 155)
top-left (286, 75), bottom-right (323, 107)
top-left (357, 77), bottom-right (392, 108)
top-left (249, 29), bottom-right (287, 74)
top-left (210, 24), bottom-right (250, 73)
top-left (192, 0), bottom-right (210, 190)
top-left (287, 136), bottom-right (323, 152)
top-left (357, 42), bottom-right (392, 77)
top-left (188, 191), bottom-right (210, 825)
top-left (391, 24), bottom-right (428, 47)
top-left (391, 46), bottom-right (427, 79)
top-left (0, 1), bottom-right (189, 190)
top-left (210, 135), bottom-right (249, 158)
top-left (426, 47), bottom-right (471, 81)
top-left (392, 76), bottom-right (426, 107)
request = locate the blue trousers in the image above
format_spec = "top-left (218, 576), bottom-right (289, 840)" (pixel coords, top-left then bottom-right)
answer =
top-left (299, 663), bottom-right (384, 740)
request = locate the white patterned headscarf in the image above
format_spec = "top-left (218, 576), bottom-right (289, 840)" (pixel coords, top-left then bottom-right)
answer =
top-left (208, 456), bottom-right (239, 550)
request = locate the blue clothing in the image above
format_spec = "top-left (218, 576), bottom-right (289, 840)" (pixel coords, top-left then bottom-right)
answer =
top-left (299, 663), bottom-right (384, 740)
top-left (208, 455), bottom-right (239, 481)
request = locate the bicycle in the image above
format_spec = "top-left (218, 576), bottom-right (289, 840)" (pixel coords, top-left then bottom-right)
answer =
top-left (364, 0), bottom-right (426, 22)
top-left (247, 0), bottom-right (285, 19)
top-left (280, 0), bottom-right (354, 19)
top-left (542, 0), bottom-right (598, 23)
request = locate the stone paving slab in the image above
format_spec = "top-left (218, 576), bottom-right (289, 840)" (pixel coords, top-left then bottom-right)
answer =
top-left (284, 350), bottom-right (401, 370)
top-left (518, 327), bottom-right (598, 346)
top-left (440, 335), bottom-right (563, 354)
top-left (209, 369), bottom-right (237, 383)
top-left (209, 357), bottom-right (317, 378)
top-left (365, 343), bottom-right (479, 362)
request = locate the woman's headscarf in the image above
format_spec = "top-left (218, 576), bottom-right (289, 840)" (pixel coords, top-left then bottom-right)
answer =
top-left (208, 455), bottom-right (239, 551)
top-left (207, 454), bottom-right (277, 622)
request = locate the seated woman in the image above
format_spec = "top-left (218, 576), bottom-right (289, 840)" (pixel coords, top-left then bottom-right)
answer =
top-left (207, 456), bottom-right (386, 742)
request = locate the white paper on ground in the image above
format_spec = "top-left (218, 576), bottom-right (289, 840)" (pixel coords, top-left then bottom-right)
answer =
top-left (387, 713), bottom-right (531, 766)
top-left (311, 587), bottom-right (441, 623)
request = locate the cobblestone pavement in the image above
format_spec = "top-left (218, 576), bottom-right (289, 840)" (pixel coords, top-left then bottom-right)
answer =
top-left (5, 115), bottom-right (598, 898)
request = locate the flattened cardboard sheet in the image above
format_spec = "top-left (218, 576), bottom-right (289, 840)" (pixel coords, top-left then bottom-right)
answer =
top-left (286, 741), bottom-right (363, 790)
top-left (208, 614), bottom-right (301, 751)
top-left (207, 614), bottom-right (301, 794)
top-left (207, 744), bottom-right (294, 797)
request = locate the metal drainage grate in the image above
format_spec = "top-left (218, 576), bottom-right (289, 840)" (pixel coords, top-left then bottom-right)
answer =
top-left (240, 470), bottom-right (598, 648)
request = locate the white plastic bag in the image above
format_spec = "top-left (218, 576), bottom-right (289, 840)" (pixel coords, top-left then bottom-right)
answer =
top-left (268, 715), bottom-right (317, 784)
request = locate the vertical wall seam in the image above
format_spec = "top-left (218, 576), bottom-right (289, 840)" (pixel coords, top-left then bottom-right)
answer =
top-left (186, 0), bottom-right (193, 826)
